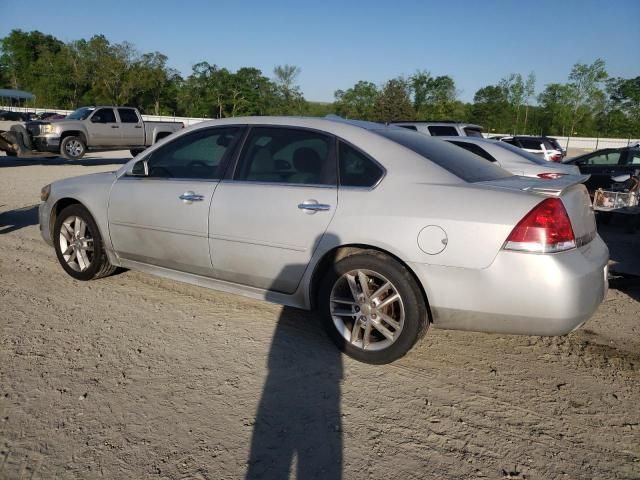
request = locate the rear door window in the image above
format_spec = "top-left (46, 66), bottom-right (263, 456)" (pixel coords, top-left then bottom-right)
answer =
top-left (234, 127), bottom-right (335, 185)
top-left (427, 125), bottom-right (459, 136)
top-left (118, 108), bottom-right (140, 123)
top-left (463, 127), bottom-right (484, 138)
top-left (447, 141), bottom-right (497, 162)
top-left (518, 138), bottom-right (544, 150)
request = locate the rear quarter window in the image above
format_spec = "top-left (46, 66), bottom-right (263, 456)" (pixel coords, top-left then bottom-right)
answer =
top-left (377, 129), bottom-right (511, 182)
top-left (463, 127), bottom-right (484, 138)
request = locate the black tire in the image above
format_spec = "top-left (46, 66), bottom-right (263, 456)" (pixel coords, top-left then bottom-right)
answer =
top-left (60, 135), bottom-right (86, 160)
top-left (53, 204), bottom-right (116, 281)
top-left (319, 251), bottom-right (429, 364)
top-left (130, 148), bottom-right (145, 157)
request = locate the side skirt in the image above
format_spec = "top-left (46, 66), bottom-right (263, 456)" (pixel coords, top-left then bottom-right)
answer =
top-left (118, 258), bottom-right (309, 310)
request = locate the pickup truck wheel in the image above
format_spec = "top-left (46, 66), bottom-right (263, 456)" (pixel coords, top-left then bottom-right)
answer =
top-left (319, 251), bottom-right (429, 364)
top-left (61, 136), bottom-right (86, 160)
top-left (53, 204), bottom-right (116, 281)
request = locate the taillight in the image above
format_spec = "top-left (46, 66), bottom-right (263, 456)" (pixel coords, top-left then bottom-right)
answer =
top-left (504, 197), bottom-right (575, 253)
top-left (537, 172), bottom-right (567, 180)
top-left (549, 154), bottom-right (561, 162)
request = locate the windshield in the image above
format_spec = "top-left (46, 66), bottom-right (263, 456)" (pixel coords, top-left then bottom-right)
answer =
top-left (494, 141), bottom-right (549, 165)
top-left (375, 129), bottom-right (512, 182)
top-left (67, 107), bottom-right (95, 120)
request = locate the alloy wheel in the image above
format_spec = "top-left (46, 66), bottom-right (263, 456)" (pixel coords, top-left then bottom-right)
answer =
top-left (330, 269), bottom-right (405, 351)
top-left (58, 216), bottom-right (94, 272)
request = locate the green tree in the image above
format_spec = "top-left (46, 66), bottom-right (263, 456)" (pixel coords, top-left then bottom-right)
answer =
top-left (334, 80), bottom-right (379, 119)
top-left (538, 83), bottom-right (574, 136)
top-left (522, 72), bottom-right (536, 134)
top-left (567, 58), bottom-right (608, 136)
top-left (410, 71), bottom-right (459, 119)
top-left (371, 78), bottom-right (414, 122)
top-left (469, 85), bottom-right (509, 133)
top-left (273, 64), bottom-right (304, 114)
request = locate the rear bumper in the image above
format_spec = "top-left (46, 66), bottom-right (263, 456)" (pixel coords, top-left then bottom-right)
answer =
top-left (411, 235), bottom-right (609, 336)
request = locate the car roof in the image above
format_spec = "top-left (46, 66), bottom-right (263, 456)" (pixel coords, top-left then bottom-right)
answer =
top-left (389, 120), bottom-right (483, 129)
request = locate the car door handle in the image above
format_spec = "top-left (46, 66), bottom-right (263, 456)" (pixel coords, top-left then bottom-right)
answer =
top-left (298, 201), bottom-right (331, 213)
top-left (134, 125), bottom-right (142, 128)
top-left (179, 191), bottom-right (205, 203)
top-left (111, 125), bottom-right (119, 129)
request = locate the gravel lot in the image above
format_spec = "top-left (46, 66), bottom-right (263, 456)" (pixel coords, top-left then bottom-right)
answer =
top-left (1, 152), bottom-right (639, 479)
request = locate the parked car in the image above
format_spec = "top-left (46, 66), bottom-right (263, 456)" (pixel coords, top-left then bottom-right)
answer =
top-left (38, 117), bottom-right (608, 364)
top-left (500, 136), bottom-right (564, 162)
top-left (38, 111), bottom-right (66, 120)
top-left (388, 120), bottom-right (484, 138)
top-left (563, 145), bottom-right (640, 192)
top-left (0, 110), bottom-right (29, 121)
top-left (5, 106), bottom-right (183, 160)
top-left (439, 137), bottom-right (580, 178)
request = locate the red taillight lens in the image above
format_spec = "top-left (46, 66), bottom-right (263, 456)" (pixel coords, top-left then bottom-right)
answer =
top-left (537, 172), bottom-right (567, 180)
top-left (504, 197), bottom-right (576, 253)
top-left (549, 154), bottom-right (561, 162)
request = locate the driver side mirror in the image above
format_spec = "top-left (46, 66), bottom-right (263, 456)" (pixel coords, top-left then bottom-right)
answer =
top-left (130, 159), bottom-right (149, 176)
top-left (91, 115), bottom-right (102, 123)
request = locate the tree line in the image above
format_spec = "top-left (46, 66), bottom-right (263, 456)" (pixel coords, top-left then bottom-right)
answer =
top-left (1, 29), bottom-right (638, 138)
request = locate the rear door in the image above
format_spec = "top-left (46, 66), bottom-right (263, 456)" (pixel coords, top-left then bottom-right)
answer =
top-left (209, 126), bottom-right (337, 293)
top-left (116, 108), bottom-right (144, 146)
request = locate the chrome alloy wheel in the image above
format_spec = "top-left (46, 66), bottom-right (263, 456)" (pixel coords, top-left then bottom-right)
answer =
top-left (65, 139), bottom-right (83, 157)
top-left (330, 269), bottom-right (405, 351)
top-left (58, 216), bottom-right (94, 272)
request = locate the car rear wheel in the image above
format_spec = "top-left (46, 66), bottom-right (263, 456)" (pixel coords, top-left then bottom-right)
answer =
top-left (53, 204), bottom-right (116, 281)
top-left (61, 136), bottom-right (86, 160)
top-left (319, 251), bottom-right (429, 364)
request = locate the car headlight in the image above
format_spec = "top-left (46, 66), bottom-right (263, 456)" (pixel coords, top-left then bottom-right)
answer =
top-left (40, 184), bottom-right (51, 202)
top-left (42, 124), bottom-right (57, 134)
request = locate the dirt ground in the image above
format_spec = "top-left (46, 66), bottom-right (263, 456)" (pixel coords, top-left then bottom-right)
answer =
top-left (1, 152), bottom-right (639, 480)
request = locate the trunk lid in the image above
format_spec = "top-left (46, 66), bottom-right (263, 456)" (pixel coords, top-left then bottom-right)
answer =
top-left (478, 175), bottom-right (597, 247)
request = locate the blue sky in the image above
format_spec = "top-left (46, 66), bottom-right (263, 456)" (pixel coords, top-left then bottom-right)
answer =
top-left (1, 0), bottom-right (638, 103)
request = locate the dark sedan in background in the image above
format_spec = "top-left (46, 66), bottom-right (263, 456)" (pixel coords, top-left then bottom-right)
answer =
top-left (564, 144), bottom-right (640, 192)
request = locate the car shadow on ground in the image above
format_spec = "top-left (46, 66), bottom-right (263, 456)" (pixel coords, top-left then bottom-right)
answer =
top-left (0, 204), bottom-right (38, 234)
top-left (609, 275), bottom-right (640, 303)
top-left (0, 154), bottom-right (130, 167)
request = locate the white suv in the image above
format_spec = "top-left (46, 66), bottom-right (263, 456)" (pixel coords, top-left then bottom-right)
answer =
top-left (388, 121), bottom-right (484, 138)
top-left (500, 136), bottom-right (565, 162)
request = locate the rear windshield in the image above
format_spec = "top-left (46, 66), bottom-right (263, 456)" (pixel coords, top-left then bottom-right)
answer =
top-left (494, 141), bottom-right (549, 165)
top-left (464, 127), bottom-right (484, 138)
top-left (376, 129), bottom-right (512, 182)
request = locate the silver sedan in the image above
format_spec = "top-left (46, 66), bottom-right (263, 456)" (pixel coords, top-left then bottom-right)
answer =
top-left (38, 117), bottom-right (609, 364)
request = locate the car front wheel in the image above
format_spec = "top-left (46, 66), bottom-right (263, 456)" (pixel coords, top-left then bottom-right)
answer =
top-left (319, 251), bottom-right (429, 364)
top-left (61, 136), bottom-right (86, 160)
top-left (53, 204), bottom-right (116, 280)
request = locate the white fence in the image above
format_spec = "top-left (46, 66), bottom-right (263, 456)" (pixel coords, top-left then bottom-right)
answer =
top-left (2, 105), bottom-right (638, 151)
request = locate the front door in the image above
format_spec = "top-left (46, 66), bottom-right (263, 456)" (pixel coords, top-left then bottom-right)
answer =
top-left (108, 126), bottom-right (244, 275)
top-left (88, 108), bottom-right (121, 146)
top-left (210, 126), bottom-right (337, 293)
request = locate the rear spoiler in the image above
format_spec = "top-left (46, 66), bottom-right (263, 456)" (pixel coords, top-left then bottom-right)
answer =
top-left (477, 174), bottom-right (591, 197)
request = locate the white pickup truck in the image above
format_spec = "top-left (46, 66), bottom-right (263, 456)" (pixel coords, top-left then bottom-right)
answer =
top-left (0, 106), bottom-right (183, 159)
